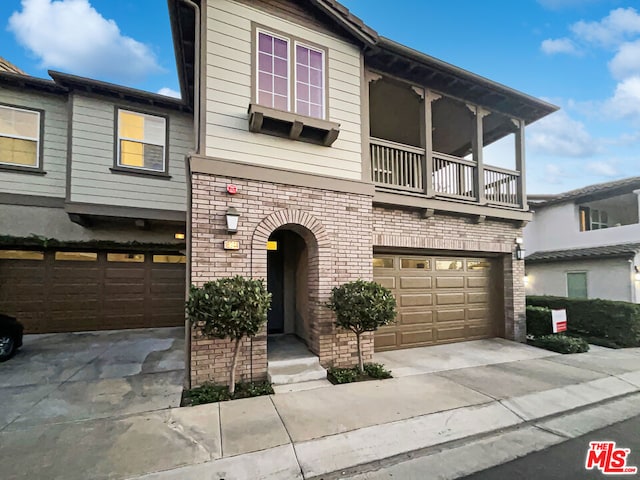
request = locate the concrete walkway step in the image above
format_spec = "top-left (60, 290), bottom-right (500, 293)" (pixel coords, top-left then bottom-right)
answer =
top-left (273, 379), bottom-right (332, 394)
top-left (268, 357), bottom-right (327, 385)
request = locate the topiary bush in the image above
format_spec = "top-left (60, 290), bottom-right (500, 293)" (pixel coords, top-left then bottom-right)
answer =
top-left (526, 305), bottom-right (553, 337)
top-left (530, 334), bottom-right (589, 354)
top-left (186, 276), bottom-right (271, 395)
top-left (527, 296), bottom-right (640, 347)
top-left (326, 280), bottom-right (397, 371)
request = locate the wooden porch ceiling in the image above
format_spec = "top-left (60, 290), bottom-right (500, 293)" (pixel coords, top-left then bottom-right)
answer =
top-left (366, 39), bottom-right (558, 125)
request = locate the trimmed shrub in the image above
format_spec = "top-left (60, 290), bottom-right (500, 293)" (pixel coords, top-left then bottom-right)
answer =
top-left (530, 334), bottom-right (589, 354)
top-left (327, 280), bottom-right (397, 371)
top-left (185, 381), bottom-right (274, 405)
top-left (327, 363), bottom-right (393, 384)
top-left (526, 305), bottom-right (553, 337)
top-left (363, 362), bottom-right (392, 379)
top-left (527, 296), bottom-right (640, 348)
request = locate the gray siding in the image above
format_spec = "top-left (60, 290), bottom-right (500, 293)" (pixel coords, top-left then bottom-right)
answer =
top-left (69, 94), bottom-right (192, 211)
top-left (0, 87), bottom-right (68, 197)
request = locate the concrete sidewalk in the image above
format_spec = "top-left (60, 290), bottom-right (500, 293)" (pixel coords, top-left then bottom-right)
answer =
top-left (2, 343), bottom-right (640, 480)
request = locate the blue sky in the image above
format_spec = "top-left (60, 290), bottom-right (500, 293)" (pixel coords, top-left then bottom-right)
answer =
top-left (1, 0), bottom-right (639, 194)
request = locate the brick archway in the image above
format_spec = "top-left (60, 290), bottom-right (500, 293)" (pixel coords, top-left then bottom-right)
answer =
top-left (251, 209), bottom-right (334, 360)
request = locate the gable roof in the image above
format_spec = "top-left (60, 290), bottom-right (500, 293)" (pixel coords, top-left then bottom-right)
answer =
top-left (526, 242), bottom-right (640, 264)
top-left (532, 177), bottom-right (640, 208)
top-left (168, 0), bottom-right (558, 123)
top-left (0, 57), bottom-right (25, 75)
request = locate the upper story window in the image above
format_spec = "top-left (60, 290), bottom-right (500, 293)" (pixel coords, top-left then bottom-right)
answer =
top-left (116, 109), bottom-right (167, 173)
top-left (256, 29), bottom-right (326, 120)
top-left (579, 206), bottom-right (608, 231)
top-left (0, 104), bottom-right (41, 169)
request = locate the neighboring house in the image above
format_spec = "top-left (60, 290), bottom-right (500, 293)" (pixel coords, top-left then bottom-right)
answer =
top-left (0, 65), bottom-right (194, 333)
top-left (524, 177), bottom-right (640, 303)
top-left (168, 0), bottom-right (557, 387)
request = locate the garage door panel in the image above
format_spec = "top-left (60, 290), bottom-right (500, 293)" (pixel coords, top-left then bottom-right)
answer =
top-left (105, 268), bottom-right (145, 279)
top-left (400, 293), bottom-right (433, 307)
top-left (436, 292), bottom-right (465, 305)
top-left (103, 283), bottom-right (146, 295)
top-left (374, 254), bottom-right (499, 351)
top-left (467, 277), bottom-right (488, 288)
top-left (467, 292), bottom-right (488, 304)
top-left (436, 276), bottom-right (464, 288)
top-left (436, 326), bottom-right (466, 342)
top-left (400, 329), bottom-right (433, 346)
top-left (401, 311), bottom-right (433, 325)
top-left (374, 276), bottom-right (395, 289)
top-left (436, 309), bottom-right (465, 322)
top-left (400, 276), bottom-right (432, 289)
top-left (374, 332), bottom-right (397, 349)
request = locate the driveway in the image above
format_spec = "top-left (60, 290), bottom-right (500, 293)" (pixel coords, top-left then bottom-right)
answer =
top-left (0, 327), bottom-right (184, 432)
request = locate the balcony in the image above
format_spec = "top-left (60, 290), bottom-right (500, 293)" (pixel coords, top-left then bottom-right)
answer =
top-left (371, 138), bottom-right (522, 208)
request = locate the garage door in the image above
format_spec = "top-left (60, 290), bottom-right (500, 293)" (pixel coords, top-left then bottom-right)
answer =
top-left (373, 254), bottom-right (500, 351)
top-left (0, 250), bottom-right (186, 333)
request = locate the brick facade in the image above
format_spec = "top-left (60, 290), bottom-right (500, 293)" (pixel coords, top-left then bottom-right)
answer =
top-left (190, 173), bottom-right (373, 387)
top-left (190, 172), bottom-right (526, 387)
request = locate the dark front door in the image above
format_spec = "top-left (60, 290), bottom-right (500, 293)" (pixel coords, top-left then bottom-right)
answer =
top-left (267, 233), bottom-right (285, 334)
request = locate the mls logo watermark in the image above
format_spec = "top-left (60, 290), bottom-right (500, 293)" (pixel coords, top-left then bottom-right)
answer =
top-left (585, 441), bottom-right (638, 475)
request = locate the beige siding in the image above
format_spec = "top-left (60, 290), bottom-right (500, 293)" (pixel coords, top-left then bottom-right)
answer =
top-left (205, 0), bottom-right (363, 180)
top-left (0, 87), bottom-right (67, 197)
top-left (69, 94), bottom-right (192, 211)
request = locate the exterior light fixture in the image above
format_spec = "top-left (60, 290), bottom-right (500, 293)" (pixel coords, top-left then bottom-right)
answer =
top-left (515, 238), bottom-right (526, 260)
top-left (635, 266), bottom-right (640, 282)
top-left (524, 274), bottom-right (529, 286)
top-left (225, 207), bottom-right (240, 234)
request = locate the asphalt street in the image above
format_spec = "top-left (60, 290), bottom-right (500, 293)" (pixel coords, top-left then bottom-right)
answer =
top-left (462, 415), bottom-right (640, 480)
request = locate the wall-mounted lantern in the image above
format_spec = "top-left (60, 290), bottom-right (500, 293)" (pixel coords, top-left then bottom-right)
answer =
top-left (635, 266), bottom-right (640, 282)
top-left (524, 274), bottom-right (529, 286)
top-left (225, 207), bottom-right (240, 234)
top-left (515, 237), bottom-right (526, 261)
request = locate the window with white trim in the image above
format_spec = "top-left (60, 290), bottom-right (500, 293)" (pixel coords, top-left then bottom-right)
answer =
top-left (255, 29), bottom-right (326, 120)
top-left (0, 105), bottom-right (41, 168)
top-left (116, 109), bottom-right (166, 173)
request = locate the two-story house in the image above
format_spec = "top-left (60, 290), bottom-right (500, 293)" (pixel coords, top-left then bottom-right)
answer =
top-left (168, 0), bottom-right (558, 387)
top-left (524, 177), bottom-right (640, 303)
top-left (0, 62), bottom-right (193, 333)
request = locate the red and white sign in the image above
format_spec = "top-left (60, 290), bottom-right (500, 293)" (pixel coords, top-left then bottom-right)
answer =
top-left (226, 184), bottom-right (238, 195)
top-left (551, 309), bottom-right (567, 333)
top-left (586, 441), bottom-right (638, 474)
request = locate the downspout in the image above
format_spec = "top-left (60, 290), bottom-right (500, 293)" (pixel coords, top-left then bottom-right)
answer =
top-left (180, 0), bottom-right (201, 390)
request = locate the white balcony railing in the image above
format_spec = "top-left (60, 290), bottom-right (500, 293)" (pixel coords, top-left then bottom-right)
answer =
top-left (370, 138), bottom-right (522, 208)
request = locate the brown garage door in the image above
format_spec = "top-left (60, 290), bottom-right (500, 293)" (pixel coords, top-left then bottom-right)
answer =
top-left (0, 250), bottom-right (186, 333)
top-left (373, 254), bottom-right (500, 351)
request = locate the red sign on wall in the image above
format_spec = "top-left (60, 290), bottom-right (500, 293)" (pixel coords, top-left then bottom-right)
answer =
top-left (226, 184), bottom-right (238, 195)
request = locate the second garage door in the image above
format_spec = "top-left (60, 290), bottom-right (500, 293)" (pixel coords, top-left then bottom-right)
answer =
top-left (373, 254), bottom-right (501, 351)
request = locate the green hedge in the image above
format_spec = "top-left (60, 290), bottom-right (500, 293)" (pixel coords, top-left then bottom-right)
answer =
top-left (526, 306), bottom-right (553, 337)
top-left (527, 296), bottom-right (640, 347)
top-left (530, 335), bottom-right (589, 354)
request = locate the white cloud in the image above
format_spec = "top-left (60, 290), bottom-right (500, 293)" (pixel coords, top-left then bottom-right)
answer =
top-left (603, 76), bottom-right (640, 119)
top-left (586, 161), bottom-right (618, 176)
top-left (609, 40), bottom-right (640, 80)
top-left (8, 0), bottom-right (162, 83)
top-left (543, 164), bottom-right (567, 184)
top-left (571, 7), bottom-right (640, 47)
top-left (527, 110), bottom-right (598, 157)
top-left (541, 37), bottom-right (581, 55)
top-left (157, 87), bottom-right (181, 99)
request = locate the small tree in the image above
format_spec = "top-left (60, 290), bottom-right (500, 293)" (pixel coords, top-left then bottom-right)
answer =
top-left (186, 276), bottom-right (271, 395)
top-left (327, 280), bottom-right (397, 372)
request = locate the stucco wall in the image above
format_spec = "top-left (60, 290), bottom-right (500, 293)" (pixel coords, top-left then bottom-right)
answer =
top-left (525, 201), bottom-right (640, 254)
top-left (525, 258), bottom-right (635, 303)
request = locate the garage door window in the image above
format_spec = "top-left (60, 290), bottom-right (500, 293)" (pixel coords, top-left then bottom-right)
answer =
top-left (107, 253), bottom-right (145, 263)
top-left (153, 255), bottom-right (186, 264)
top-left (567, 272), bottom-right (588, 298)
top-left (0, 250), bottom-right (43, 260)
top-left (401, 258), bottom-right (431, 269)
top-left (436, 259), bottom-right (463, 271)
top-left (467, 260), bottom-right (491, 270)
top-left (54, 252), bottom-right (98, 261)
top-left (372, 257), bottom-right (394, 268)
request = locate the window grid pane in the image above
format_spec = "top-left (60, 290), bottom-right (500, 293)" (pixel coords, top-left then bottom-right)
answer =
top-left (0, 105), bottom-right (40, 168)
top-left (295, 44), bottom-right (324, 119)
top-left (117, 110), bottom-right (166, 172)
top-left (257, 32), bottom-right (289, 110)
